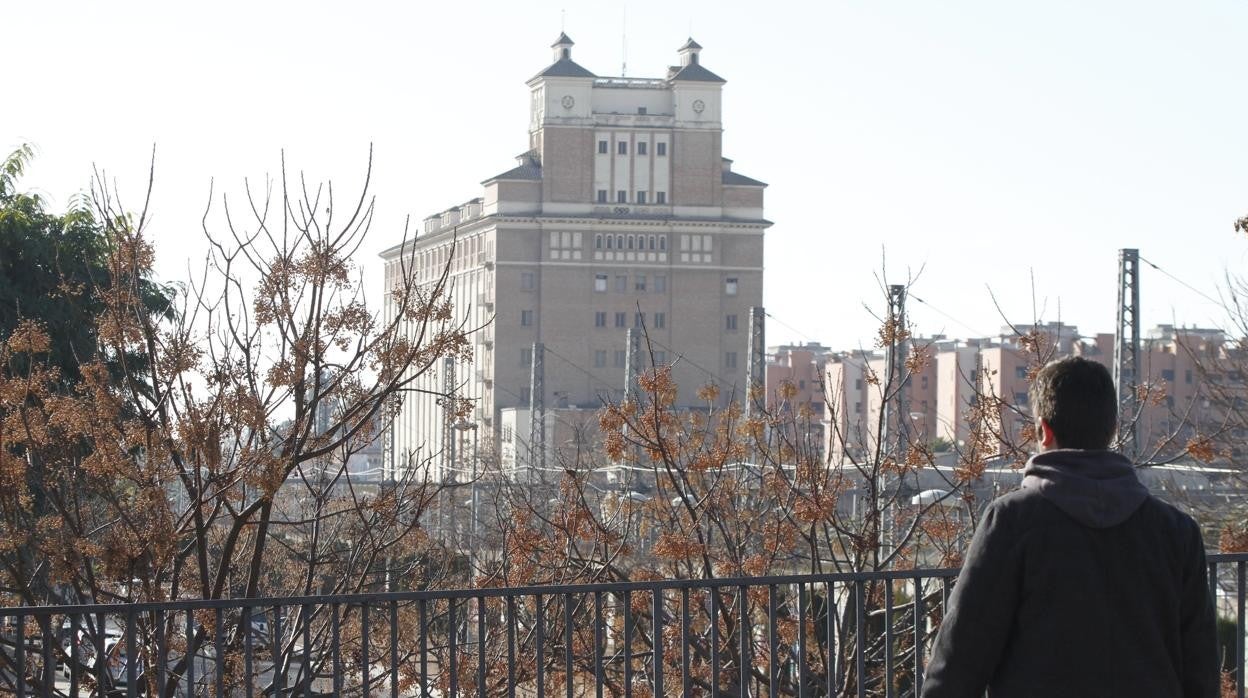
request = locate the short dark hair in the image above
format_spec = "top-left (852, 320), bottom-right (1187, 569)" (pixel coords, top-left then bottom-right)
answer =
top-left (1029, 356), bottom-right (1118, 450)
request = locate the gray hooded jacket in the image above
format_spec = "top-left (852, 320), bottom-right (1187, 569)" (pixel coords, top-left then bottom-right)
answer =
top-left (922, 449), bottom-right (1217, 697)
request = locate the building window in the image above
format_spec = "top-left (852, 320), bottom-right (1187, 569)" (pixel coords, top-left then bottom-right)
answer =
top-left (654, 350), bottom-right (667, 364)
top-left (616, 234), bottom-right (624, 249)
top-left (627, 235), bottom-right (635, 250)
top-left (921, 375), bottom-right (929, 390)
top-left (725, 277), bottom-right (739, 295)
top-left (648, 235), bottom-right (656, 250)
top-left (1015, 392), bottom-right (1029, 406)
top-left (613, 350), bottom-right (627, 368)
top-left (597, 190), bottom-right (608, 203)
top-left (594, 350), bottom-right (607, 368)
top-left (1162, 369), bottom-right (1175, 382)
top-left (598, 140), bottom-right (609, 154)
top-left (615, 312), bottom-right (627, 328)
top-left (595, 274), bottom-right (608, 292)
top-left (595, 234), bottom-right (603, 249)
top-left (726, 352), bottom-right (738, 369)
top-left (521, 347), bottom-right (532, 367)
top-left (1186, 369), bottom-right (1193, 384)
top-left (657, 142), bottom-right (667, 156)
top-left (520, 387), bottom-right (531, 404)
top-left (606, 235), bottom-right (614, 250)
top-left (618, 141), bottom-right (628, 155)
top-left (659, 235), bottom-right (667, 251)
top-left (855, 379), bottom-right (863, 390)
top-left (637, 141), bottom-right (648, 155)
top-left (634, 312), bottom-right (645, 327)
top-left (1015, 366), bottom-right (1027, 379)
top-left (855, 402), bottom-right (863, 414)
top-left (520, 310), bottom-right (534, 326)
top-left (654, 275), bottom-right (667, 293)
top-left (654, 312), bottom-right (665, 329)
top-left (595, 311), bottom-right (607, 327)
top-left (615, 275), bottom-right (627, 292)
top-left (617, 190), bottom-right (627, 203)
top-left (636, 191), bottom-right (647, 204)
top-left (638, 107), bottom-right (647, 115)
top-left (726, 314), bottom-right (738, 332)
top-left (656, 191), bottom-right (667, 204)
top-left (520, 272), bottom-right (535, 291)
top-left (635, 274), bottom-right (646, 292)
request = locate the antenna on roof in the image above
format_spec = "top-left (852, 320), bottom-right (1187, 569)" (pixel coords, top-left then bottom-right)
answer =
top-left (621, 4), bottom-right (628, 76)
top-left (560, 8), bottom-right (565, 31)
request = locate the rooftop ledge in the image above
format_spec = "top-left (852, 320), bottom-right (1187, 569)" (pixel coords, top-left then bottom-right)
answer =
top-left (593, 77), bottom-right (667, 89)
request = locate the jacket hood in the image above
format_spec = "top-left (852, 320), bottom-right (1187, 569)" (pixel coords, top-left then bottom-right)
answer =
top-left (1021, 450), bottom-right (1149, 528)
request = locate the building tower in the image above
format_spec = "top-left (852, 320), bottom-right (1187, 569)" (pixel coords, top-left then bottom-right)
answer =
top-left (381, 35), bottom-right (771, 478)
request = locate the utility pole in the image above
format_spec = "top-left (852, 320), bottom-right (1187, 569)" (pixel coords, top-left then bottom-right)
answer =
top-left (1114, 248), bottom-right (1141, 460)
top-left (529, 342), bottom-right (546, 480)
top-left (882, 285), bottom-right (909, 455)
top-left (746, 307), bottom-right (766, 419)
top-left (624, 328), bottom-right (642, 402)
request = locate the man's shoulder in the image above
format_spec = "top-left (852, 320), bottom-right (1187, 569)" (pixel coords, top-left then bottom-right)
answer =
top-left (986, 486), bottom-right (1200, 532)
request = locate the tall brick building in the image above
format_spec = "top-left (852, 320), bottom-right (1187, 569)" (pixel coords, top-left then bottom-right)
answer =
top-left (380, 35), bottom-right (770, 479)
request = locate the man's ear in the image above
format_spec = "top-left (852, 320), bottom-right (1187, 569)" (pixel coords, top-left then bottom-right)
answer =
top-left (1037, 419), bottom-right (1058, 450)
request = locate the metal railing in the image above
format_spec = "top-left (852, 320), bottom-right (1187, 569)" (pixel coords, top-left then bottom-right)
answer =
top-left (1, 553), bottom-right (1244, 697)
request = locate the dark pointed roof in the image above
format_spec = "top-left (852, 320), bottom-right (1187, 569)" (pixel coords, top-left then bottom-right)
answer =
top-left (552, 32), bottom-right (574, 47)
top-left (723, 171), bottom-right (767, 187)
top-left (482, 152), bottom-right (542, 184)
top-left (679, 37), bottom-right (702, 51)
top-left (534, 59), bottom-right (597, 79)
top-left (669, 62), bottom-right (725, 83)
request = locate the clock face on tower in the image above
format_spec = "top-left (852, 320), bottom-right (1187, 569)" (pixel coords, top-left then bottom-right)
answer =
top-left (561, 95), bottom-right (575, 109)
top-left (692, 99), bottom-right (706, 114)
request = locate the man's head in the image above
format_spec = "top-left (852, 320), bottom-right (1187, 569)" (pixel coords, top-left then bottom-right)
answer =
top-left (1029, 356), bottom-right (1118, 451)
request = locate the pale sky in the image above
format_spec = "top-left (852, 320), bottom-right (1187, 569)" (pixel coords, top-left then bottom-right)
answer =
top-left (7, 0), bottom-right (1247, 350)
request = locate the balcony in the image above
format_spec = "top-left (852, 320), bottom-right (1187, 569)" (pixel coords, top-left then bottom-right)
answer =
top-left (1, 554), bottom-right (1243, 696)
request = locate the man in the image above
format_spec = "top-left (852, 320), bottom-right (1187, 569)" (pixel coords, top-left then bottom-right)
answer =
top-left (922, 356), bottom-right (1217, 697)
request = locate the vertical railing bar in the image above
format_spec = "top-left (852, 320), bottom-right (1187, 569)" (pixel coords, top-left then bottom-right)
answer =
top-left (40, 614), bottom-right (52, 698)
top-left (361, 602), bottom-right (370, 698)
top-left (623, 590), bottom-right (634, 698)
top-left (332, 604), bottom-right (343, 698)
top-left (827, 582), bottom-right (836, 696)
top-left (14, 613), bottom-right (25, 698)
top-left (70, 612), bottom-right (82, 698)
top-left (215, 607), bottom-right (225, 698)
top-left (125, 608), bottom-right (137, 698)
top-left (1238, 561), bottom-right (1245, 698)
top-left (594, 591), bottom-right (604, 698)
top-left (476, 595), bottom-right (486, 698)
top-left (506, 596), bottom-right (517, 698)
top-left (711, 588), bottom-right (720, 698)
top-left (303, 604), bottom-right (313, 698)
top-left (653, 588), bottom-right (664, 698)
top-left (536, 594), bottom-right (545, 698)
top-left (885, 579), bottom-right (895, 698)
top-left (797, 584), bottom-right (808, 698)
top-left (95, 611), bottom-right (106, 697)
top-left (565, 594), bottom-right (574, 698)
top-left (449, 599), bottom-right (459, 698)
top-left (856, 581), bottom-right (867, 698)
top-left (768, 585), bottom-right (779, 698)
top-left (186, 607), bottom-right (196, 697)
top-left (419, 599), bottom-right (429, 698)
top-left (681, 588), bottom-right (691, 698)
top-left (242, 606), bottom-right (253, 698)
top-left (913, 576), bottom-right (925, 695)
top-left (270, 604), bottom-right (282, 695)
top-left (738, 586), bottom-right (749, 698)
top-left (393, 600), bottom-right (402, 698)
